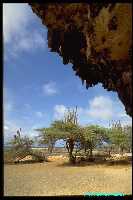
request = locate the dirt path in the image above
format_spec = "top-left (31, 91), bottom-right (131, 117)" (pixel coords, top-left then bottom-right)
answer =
top-left (4, 161), bottom-right (132, 196)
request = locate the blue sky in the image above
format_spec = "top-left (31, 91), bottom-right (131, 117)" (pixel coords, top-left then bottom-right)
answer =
top-left (3, 3), bottom-right (132, 144)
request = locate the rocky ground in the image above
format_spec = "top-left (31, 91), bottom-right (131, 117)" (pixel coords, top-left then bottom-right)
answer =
top-left (4, 157), bottom-right (132, 196)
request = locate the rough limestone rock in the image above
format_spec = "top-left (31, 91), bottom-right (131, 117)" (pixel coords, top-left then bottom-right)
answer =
top-left (29, 3), bottom-right (132, 116)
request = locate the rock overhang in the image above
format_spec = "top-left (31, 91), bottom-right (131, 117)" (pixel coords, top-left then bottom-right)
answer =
top-left (29, 3), bottom-right (132, 117)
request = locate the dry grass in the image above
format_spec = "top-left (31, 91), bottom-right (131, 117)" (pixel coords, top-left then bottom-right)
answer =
top-left (4, 158), bottom-right (132, 196)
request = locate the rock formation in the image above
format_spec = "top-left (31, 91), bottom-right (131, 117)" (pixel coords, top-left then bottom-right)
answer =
top-left (29, 3), bottom-right (132, 117)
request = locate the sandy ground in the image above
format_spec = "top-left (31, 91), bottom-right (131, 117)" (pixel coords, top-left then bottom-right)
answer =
top-left (4, 160), bottom-right (132, 196)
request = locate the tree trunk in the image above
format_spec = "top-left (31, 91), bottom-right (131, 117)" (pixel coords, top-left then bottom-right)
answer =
top-left (66, 139), bottom-right (76, 164)
top-left (118, 146), bottom-right (121, 154)
top-left (84, 144), bottom-right (87, 153)
top-left (69, 154), bottom-right (76, 164)
top-left (48, 140), bottom-right (55, 154)
top-left (89, 146), bottom-right (93, 158)
top-left (120, 147), bottom-right (124, 155)
top-left (87, 146), bottom-right (94, 162)
top-left (48, 143), bottom-right (53, 154)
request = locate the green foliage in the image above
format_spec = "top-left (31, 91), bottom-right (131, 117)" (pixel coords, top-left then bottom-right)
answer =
top-left (36, 111), bottom-right (132, 163)
top-left (36, 127), bottom-right (57, 153)
top-left (108, 121), bottom-right (132, 154)
top-left (9, 129), bottom-right (33, 159)
top-left (123, 125), bottom-right (132, 150)
top-left (79, 125), bottom-right (108, 158)
top-left (46, 107), bottom-right (81, 163)
top-left (36, 122), bottom-right (73, 153)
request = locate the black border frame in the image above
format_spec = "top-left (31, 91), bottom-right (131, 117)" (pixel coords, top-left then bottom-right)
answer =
top-left (1, 0), bottom-right (132, 199)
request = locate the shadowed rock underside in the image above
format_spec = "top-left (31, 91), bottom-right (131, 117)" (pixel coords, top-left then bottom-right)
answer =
top-left (29, 3), bottom-right (132, 117)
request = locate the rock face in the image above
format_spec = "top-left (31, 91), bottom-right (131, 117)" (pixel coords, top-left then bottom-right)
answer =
top-left (29, 3), bottom-right (132, 117)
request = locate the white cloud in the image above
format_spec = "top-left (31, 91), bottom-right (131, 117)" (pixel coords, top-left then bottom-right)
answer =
top-left (4, 125), bottom-right (9, 130)
top-left (4, 119), bottom-right (38, 144)
top-left (121, 119), bottom-right (132, 127)
top-left (12, 31), bottom-right (46, 56)
top-left (53, 96), bottom-right (132, 127)
top-left (4, 120), bottom-right (19, 143)
top-left (117, 112), bottom-right (132, 127)
top-left (54, 105), bottom-right (67, 120)
top-left (86, 95), bottom-right (132, 126)
top-left (36, 111), bottom-right (43, 118)
top-left (3, 3), bottom-right (32, 43)
top-left (3, 3), bottom-right (46, 58)
top-left (53, 105), bottom-right (86, 123)
top-left (87, 96), bottom-right (113, 120)
top-left (117, 112), bottom-right (130, 119)
top-left (43, 81), bottom-right (58, 96)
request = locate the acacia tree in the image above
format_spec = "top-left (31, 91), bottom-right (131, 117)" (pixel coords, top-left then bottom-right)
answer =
top-left (81, 125), bottom-right (108, 160)
top-left (36, 109), bottom-right (111, 163)
top-left (51, 107), bottom-right (82, 164)
top-left (36, 127), bottom-right (57, 153)
top-left (108, 121), bottom-right (131, 154)
top-left (123, 125), bottom-right (132, 153)
top-left (36, 126), bottom-right (65, 153)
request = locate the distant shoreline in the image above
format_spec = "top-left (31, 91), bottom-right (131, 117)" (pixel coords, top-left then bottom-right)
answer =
top-left (4, 146), bottom-right (65, 149)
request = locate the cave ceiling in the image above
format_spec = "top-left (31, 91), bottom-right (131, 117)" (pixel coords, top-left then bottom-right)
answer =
top-left (29, 3), bottom-right (132, 117)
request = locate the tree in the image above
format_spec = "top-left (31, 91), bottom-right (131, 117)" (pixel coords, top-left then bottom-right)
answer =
top-left (81, 125), bottom-right (108, 160)
top-left (51, 107), bottom-right (81, 164)
top-left (123, 125), bottom-right (132, 152)
top-left (10, 129), bottom-right (47, 162)
top-left (108, 121), bottom-right (131, 154)
top-left (10, 128), bottom-right (33, 160)
top-left (36, 127), bottom-right (63, 153)
top-left (81, 127), bottom-right (95, 160)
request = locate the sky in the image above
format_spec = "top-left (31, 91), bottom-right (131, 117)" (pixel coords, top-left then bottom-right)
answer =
top-left (3, 3), bottom-right (132, 145)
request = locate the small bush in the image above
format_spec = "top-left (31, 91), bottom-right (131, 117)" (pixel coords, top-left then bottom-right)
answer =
top-left (4, 149), bottom-right (15, 164)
